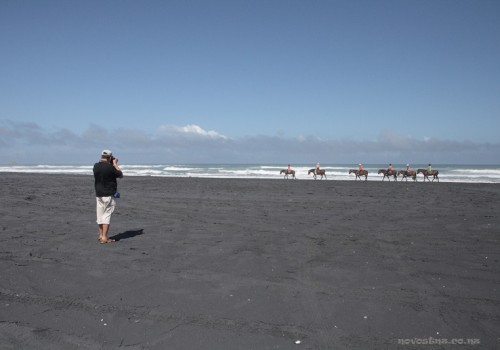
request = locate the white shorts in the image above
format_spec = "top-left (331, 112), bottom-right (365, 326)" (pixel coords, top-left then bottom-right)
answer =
top-left (96, 196), bottom-right (116, 224)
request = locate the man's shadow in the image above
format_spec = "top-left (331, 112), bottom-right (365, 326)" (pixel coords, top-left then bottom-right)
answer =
top-left (110, 229), bottom-right (144, 242)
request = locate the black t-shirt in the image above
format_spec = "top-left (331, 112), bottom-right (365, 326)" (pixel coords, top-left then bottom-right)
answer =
top-left (93, 161), bottom-right (122, 197)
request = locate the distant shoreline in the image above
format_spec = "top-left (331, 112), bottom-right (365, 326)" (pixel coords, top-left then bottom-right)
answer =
top-left (1, 162), bottom-right (500, 184)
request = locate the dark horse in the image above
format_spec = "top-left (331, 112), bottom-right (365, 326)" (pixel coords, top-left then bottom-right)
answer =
top-left (349, 169), bottom-right (368, 181)
top-left (308, 169), bottom-right (327, 180)
top-left (398, 170), bottom-right (417, 182)
top-left (280, 169), bottom-right (296, 179)
top-left (417, 169), bottom-right (440, 182)
top-left (378, 169), bottom-right (397, 181)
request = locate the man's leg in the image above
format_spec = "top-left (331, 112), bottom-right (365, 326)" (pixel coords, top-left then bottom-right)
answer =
top-left (97, 198), bottom-right (104, 241)
top-left (98, 224), bottom-right (114, 243)
top-left (102, 224), bottom-right (110, 240)
top-left (97, 197), bottom-right (115, 243)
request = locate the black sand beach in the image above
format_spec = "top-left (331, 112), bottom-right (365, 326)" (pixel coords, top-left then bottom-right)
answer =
top-left (1, 173), bottom-right (499, 349)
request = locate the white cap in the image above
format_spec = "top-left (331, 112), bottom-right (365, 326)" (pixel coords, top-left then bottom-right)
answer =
top-left (102, 150), bottom-right (113, 157)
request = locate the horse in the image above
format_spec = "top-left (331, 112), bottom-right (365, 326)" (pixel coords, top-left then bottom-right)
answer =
top-left (349, 169), bottom-right (368, 181)
top-left (417, 169), bottom-right (440, 182)
top-left (378, 169), bottom-right (397, 181)
top-left (398, 170), bottom-right (417, 182)
top-left (308, 169), bottom-right (327, 180)
top-left (280, 169), bottom-right (296, 179)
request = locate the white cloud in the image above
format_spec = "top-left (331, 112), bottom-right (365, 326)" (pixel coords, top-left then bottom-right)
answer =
top-left (157, 124), bottom-right (227, 139)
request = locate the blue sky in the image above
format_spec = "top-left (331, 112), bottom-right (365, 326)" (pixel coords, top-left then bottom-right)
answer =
top-left (1, 0), bottom-right (499, 164)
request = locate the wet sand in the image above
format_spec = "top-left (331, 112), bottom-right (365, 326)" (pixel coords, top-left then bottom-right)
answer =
top-left (0, 173), bottom-right (499, 349)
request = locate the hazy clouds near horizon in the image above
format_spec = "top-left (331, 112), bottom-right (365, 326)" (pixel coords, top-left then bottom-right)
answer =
top-left (1, 120), bottom-right (498, 165)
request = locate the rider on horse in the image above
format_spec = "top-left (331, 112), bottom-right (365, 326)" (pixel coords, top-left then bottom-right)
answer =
top-left (405, 164), bottom-right (411, 176)
top-left (315, 162), bottom-right (320, 175)
top-left (387, 163), bottom-right (393, 176)
top-left (427, 163), bottom-right (432, 174)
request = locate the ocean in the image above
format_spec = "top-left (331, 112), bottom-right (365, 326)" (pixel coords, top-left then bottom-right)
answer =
top-left (1, 164), bottom-right (499, 183)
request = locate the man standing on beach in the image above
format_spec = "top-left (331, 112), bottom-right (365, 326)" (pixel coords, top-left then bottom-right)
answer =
top-left (93, 150), bottom-right (123, 244)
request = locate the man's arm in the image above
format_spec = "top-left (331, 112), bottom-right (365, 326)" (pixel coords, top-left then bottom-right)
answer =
top-left (112, 158), bottom-right (123, 178)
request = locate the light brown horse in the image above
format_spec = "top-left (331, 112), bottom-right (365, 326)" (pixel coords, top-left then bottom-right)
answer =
top-left (349, 169), bottom-right (368, 181)
top-left (308, 168), bottom-right (327, 180)
top-left (417, 169), bottom-right (439, 182)
top-left (378, 169), bottom-right (397, 181)
top-left (280, 169), bottom-right (296, 179)
top-left (398, 170), bottom-right (417, 182)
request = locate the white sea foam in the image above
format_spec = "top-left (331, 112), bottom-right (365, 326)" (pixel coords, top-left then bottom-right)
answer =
top-left (162, 166), bottom-right (196, 171)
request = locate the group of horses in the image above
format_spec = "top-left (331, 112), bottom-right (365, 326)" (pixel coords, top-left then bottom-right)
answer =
top-left (376, 168), bottom-right (440, 182)
top-left (280, 168), bottom-right (439, 182)
top-left (280, 168), bottom-right (327, 180)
